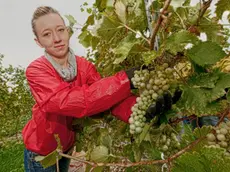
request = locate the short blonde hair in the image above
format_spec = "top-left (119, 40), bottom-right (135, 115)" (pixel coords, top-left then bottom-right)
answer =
top-left (31, 6), bottom-right (64, 36)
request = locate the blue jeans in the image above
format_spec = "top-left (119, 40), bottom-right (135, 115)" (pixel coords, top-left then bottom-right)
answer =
top-left (24, 149), bottom-right (70, 172)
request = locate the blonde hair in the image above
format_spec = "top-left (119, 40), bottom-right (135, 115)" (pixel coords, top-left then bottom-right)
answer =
top-left (31, 6), bottom-right (64, 36)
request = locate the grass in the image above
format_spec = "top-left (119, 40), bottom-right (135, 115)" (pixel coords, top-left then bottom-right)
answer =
top-left (0, 140), bottom-right (25, 172)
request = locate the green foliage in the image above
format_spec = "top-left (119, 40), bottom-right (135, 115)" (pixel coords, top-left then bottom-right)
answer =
top-left (177, 71), bottom-right (230, 116)
top-left (193, 125), bottom-right (212, 138)
top-left (215, 0), bottom-right (230, 19)
top-left (0, 55), bottom-right (34, 140)
top-left (172, 147), bottom-right (230, 172)
top-left (164, 30), bottom-right (200, 55)
top-left (187, 41), bottom-right (226, 67)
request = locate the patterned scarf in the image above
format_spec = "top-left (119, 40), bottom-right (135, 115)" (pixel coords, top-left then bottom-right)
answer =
top-left (44, 48), bottom-right (77, 82)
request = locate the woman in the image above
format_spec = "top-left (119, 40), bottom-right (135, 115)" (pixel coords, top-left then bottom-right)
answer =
top-left (23, 6), bottom-right (171, 172)
top-left (22, 6), bottom-right (139, 172)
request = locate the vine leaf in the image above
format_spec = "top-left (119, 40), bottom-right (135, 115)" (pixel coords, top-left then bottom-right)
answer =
top-left (172, 147), bottom-right (230, 172)
top-left (78, 30), bottom-right (93, 48)
top-left (177, 84), bottom-right (226, 116)
top-left (114, 0), bottom-right (127, 24)
top-left (142, 51), bottom-right (157, 66)
top-left (215, 0), bottom-right (230, 19)
top-left (177, 86), bottom-right (209, 116)
top-left (34, 134), bottom-right (62, 168)
top-left (170, 0), bottom-right (186, 10)
top-left (227, 90), bottom-right (230, 103)
top-left (89, 145), bottom-right (109, 163)
top-left (96, 16), bottom-right (123, 41)
top-left (164, 30), bottom-right (200, 55)
top-left (187, 73), bottom-right (219, 89)
top-left (113, 35), bottom-right (141, 64)
top-left (136, 123), bottom-right (151, 146)
top-left (34, 151), bottom-right (61, 169)
top-left (208, 73), bottom-right (230, 101)
top-left (193, 125), bottom-right (212, 138)
top-left (187, 41), bottom-right (226, 67)
top-left (64, 15), bottom-right (77, 27)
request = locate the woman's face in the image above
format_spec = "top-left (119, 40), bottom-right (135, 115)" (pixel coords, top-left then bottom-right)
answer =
top-left (34, 13), bottom-right (70, 59)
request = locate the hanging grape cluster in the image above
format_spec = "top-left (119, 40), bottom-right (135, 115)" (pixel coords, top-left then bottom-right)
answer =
top-left (206, 121), bottom-right (230, 154)
top-left (155, 130), bottom-right (181, 157)
top-left (128, 63), bottom-right (177, 134)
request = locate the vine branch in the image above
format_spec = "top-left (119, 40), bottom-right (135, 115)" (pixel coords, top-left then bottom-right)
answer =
top-left (150, 0), bottom-right (172, 50)
top-left (57, 137), bottom-right (203, 168)
top-left (196, 0), bottom-right (212, 25)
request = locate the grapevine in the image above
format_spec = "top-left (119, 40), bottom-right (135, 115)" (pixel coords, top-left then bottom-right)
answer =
top-left (36, 0), bottom-right (230, 171)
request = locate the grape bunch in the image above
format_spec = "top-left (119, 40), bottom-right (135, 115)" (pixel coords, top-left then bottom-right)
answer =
top-left (206, 121), bottom-right (230, 152)
top-left (155, 130), bottom-right (181, 157)
top-left (128, 63), bottom-right (176, 134)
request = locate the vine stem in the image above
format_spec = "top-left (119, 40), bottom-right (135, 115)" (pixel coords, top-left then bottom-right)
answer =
top-left (150, 0), bottom-right (172, 50)
top-left (57, 137), bottom-right (203, 168)
top-left (216, 107), bottom-right (230, 126)
top-left (196, 0), bottom-right (212, 25)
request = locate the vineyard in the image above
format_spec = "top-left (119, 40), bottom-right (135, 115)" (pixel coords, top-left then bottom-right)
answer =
top-left (1, 0), bottom-right (230, 171)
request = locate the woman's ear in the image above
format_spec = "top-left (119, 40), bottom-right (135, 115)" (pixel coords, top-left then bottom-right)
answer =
top-left (34, 37), bottom-right (43, 48)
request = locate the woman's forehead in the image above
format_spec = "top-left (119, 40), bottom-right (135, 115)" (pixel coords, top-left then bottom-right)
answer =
top-left (35, 13), bottom-right (65, 32)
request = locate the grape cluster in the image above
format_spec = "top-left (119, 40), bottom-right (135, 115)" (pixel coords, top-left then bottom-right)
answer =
top-left (128, 63), bottom-right (176, 134)
top-left (206, 121), bottom-right (230, 152)
top-left (156, 131), bottom-right (181, 157)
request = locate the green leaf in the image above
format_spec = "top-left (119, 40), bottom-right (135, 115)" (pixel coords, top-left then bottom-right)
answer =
top-left (142, 51), bottom-right (157, 66)
top-left (136, 123), bottom-right (151, 145)
top-left (86, 14), bottom-right (95, 26)
top-left (132, 143), bottom-right (142, 162)
top-left (193, 125), bottom-right (212, 138)
top-left (227, 90), bottom-right (230, 103)
top-left (98, 129), bottom-right (112, 149)
top-left (187, 41), bottom-right (226, 67)
top-left (64, 15), bottom-right (77, 27)
top-left (89, 145), bottom-right (109, 163)
top-left (95, 0), bottom-right (107, 12)
top-left (164, 30), bottom-right (200, 55)
top-left (172, 147), bottom-right (230, 172)
top-left (114, 0), bottom-right (127, 23)
top-left (140, 141), bottom-right (161, 160)
top-left (113, 35), bottom-right (141, 64)
top-left (96, 16), bottom-right (123, 41)
top-left (187, 73), bottom-right (219, 88)
top-left (215, 0), bottom-right (230, 19)
top-left (208, 73), bottom-right (230, 101)
top-left (177, 86), bottom-right (208, 116)
top-left (34, 150), bottom-right (61, 168)
top-left (198, 17), bottom-right (225, 44)
top-left (171, 0), bottom-right (186, 10)
top-left (78, 30), bottom-right (93, 48)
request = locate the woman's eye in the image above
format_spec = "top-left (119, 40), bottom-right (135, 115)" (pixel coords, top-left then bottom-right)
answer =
top-left (58, 28), bottom-right (65, 32)
top-left (43, 33), bottom-right (51, 37)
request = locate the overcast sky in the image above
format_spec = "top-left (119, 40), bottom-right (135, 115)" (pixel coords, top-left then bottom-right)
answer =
top-left (0, 0), bottom-right (227, 68)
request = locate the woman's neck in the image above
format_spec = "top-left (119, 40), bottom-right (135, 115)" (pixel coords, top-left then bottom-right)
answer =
top-left (51, 53), bottom-right (69, 68)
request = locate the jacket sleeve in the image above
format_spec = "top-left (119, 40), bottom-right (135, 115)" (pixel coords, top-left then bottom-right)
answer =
top-left (111, 95), bottom-right (137, 123)
top-left (82, 61), bottom-right (136, 123)
top-left (26, 61), bottom-right (131, 118)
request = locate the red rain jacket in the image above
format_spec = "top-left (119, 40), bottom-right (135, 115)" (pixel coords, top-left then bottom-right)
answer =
top-left (22, 55), bottom-right (136, 155)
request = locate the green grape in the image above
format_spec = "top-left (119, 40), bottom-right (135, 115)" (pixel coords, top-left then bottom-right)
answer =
top-left (207, 133), bottom-right (216, 142)
top-left (129, 64), bottom-right (176, 134)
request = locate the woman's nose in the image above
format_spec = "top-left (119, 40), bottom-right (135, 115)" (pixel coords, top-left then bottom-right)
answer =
top-left (53, 31), bottom-right (61, 43)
